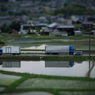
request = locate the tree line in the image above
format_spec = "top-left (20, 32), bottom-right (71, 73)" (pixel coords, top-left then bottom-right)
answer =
top-left (47, 5), bottom-right (95, 17)
top-left (0, 21), bottom-right (21, 33)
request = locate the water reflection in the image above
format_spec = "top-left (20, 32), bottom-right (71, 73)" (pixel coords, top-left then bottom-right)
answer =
top-left (2, 61), bottom-right (20, 68)
top-left (45, 61), bottom-right (74, 67)
top-left (0, 61), bottom-right (95, 78)
top-left (0, 61), bottom-right (2, 65)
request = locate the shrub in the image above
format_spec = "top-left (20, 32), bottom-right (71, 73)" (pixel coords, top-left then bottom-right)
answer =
top-left (0, 40), bottom-right (6, 44)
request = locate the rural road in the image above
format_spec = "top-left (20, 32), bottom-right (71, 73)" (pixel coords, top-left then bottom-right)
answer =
top-left (21, 53), bottom-right (95, 56)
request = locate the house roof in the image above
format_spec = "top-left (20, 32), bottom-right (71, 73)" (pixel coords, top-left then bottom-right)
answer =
top-left (82, 22), bottom-right (93, 24)
top-left (36, 23), bottom-right (47, 27)
top-left (48, 23), bottom-right (58, 28)
top-left (57, 25), bottom-right (74, 28)
top-left (22, 24), bottom-right (31, 27)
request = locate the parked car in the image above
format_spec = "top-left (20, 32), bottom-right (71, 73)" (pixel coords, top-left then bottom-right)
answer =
top-left (73, 51), bottom-right (83, 55)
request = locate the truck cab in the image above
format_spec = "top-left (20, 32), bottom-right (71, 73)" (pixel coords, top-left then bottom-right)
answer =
top-left (69, 46), bottom-right (74, 55)
top-left (0, 49), bottom-right (2, 55)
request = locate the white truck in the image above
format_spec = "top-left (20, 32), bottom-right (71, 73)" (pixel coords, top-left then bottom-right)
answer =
top-left (45, 45), bottom-right (74, 55)
top-left (1, 46), bottom-right (20, 55)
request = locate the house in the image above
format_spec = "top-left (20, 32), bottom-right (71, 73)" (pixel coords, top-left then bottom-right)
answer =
top-left (84, 15), bottom-right (95, 23)
top-left (43, 23), bottom-right (58, 35)
top-left (0, 16), bottom-right (14, 28)
top-left (48, 16), bottom-right (58, 22)
top-left (81, 22), bottom-right (94, 29)
top-left (19, 23), bottom-right (47, 34)
top-left (38, 17), bottom-right (47, 23)
top-left (48, 23), bottom-right (58, 28)
top-left (56, 18), bottom-right (67, 24)
top-left (19, 24), bottom-right (32, 34)
top-left (71, 15), bottom-right (83, 24)
top-left (55, 25), bottom-right (75, 36)
top-left (43, 24), bottom-right (75, 36)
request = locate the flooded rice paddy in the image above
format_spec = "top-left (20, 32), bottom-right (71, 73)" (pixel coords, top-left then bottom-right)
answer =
top-left (8, 38), bottom-right (95, 50)
top-left (0, 61), bottom-right (95, 78)
top-left (0, 73), bottom-right (21, 86)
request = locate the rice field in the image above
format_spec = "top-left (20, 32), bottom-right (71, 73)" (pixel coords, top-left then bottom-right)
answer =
top-left (0, 74), bottom-right (21, 86)
top-left (0, 71), bottom-right (95, 95)
top-left (17, 78), bottom-right (95, 89)
top-left (7, 38), bottom-right (95, 50)
top-left (59, 91), bottom-right (95, 95)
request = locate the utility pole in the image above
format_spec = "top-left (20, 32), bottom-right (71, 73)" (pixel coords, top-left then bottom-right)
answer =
top-left (89, 29), bottom-right (91, 58)
top-left (88, 22), bottom-right (93, 59)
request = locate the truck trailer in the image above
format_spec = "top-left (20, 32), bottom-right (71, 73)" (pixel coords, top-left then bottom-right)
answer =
top-left (1, 46), bottom-right (20, 55)
top-left (45, 45), bottom-right (74, 55)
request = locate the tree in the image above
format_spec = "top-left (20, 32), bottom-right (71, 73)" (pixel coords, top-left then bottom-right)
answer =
top-left (9, 21), bottom-right (21, 31)
top-left (57, 13), bottom-right (64, 17)
top-left (1, 24), bottom-right (11, 33)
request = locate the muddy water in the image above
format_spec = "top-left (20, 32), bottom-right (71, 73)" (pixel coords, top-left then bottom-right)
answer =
top-left (0, 61), bottom-right (95, 78)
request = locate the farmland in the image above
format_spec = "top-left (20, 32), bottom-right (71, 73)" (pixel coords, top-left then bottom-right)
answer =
top-left (0, 33), bottom-right (95, 95)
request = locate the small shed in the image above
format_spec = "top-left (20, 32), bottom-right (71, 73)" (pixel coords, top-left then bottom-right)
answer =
top-left (74, 31), bottom-right (82, 36)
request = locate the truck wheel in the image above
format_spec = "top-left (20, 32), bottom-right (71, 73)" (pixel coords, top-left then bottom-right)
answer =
top-left (70, 53), bottom-right (73, 55)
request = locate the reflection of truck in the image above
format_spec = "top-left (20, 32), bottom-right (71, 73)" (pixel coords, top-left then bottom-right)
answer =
top-left (0, 46), bottom-right (20, 55)
top-left (2, 61), bottom-right (20, 68)
top-left (45, 61), bottom-right (74, 67)
top-left (45, 45), bottom-right (74, 55)
top-left (0, 49), bottom-right (2, 55)
top-left (0, 61), bottom-right (2, 65)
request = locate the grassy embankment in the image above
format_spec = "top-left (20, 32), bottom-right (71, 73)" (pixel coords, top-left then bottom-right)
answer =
top-left (0, 70), bottom-right (95, 95)
top-left (0, 55), bottom-right (95, 61)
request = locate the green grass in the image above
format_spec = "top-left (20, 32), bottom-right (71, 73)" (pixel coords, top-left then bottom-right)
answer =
top-left (0, 55), bottom-right (95, 61)
top-left (0, 70), bottom-right (95, 81)
top-left (0, 40), bottom-right (6, 48)
top-left (2, 77), bottom-right (28, 93)
top-left (0, 40), bottom-right (6, 44)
